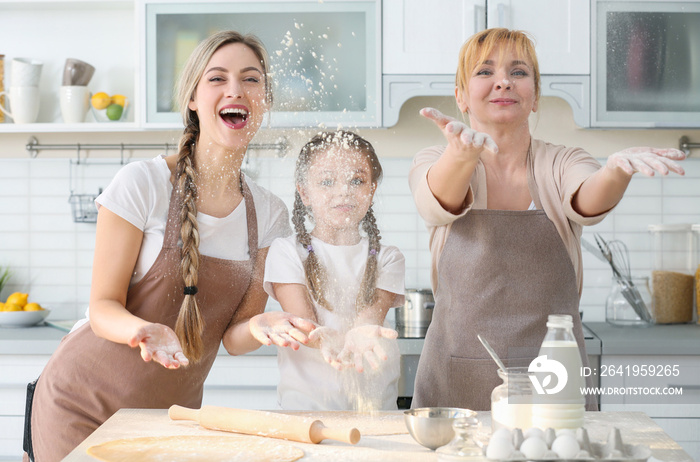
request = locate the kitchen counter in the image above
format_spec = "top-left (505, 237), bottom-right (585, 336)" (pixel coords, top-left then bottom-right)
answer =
top-left (63, 409), bottom-right (693, 461)
top-left (0, 324), bottom-right (425, 357)
top-left (585, 322), bottom-right (700, 355)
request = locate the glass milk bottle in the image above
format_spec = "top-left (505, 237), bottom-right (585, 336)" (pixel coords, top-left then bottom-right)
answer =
top-left (531, 315), bottom-right (585, 430)
top-left (490, 367), bottom-right (535, 431)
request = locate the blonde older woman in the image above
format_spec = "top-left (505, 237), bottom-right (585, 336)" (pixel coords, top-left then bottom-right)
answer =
top-left (409, 28), bottom-right (685, 411)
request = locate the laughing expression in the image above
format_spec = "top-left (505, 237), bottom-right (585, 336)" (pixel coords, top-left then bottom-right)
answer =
top-left (188, 42), bottom-right (269, 150)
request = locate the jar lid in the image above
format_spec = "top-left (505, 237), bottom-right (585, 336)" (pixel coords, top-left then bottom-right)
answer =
top-left (648, 223), bottom-right (693, 232)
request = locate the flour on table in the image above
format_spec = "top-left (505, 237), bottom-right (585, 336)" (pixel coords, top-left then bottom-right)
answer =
top-left (87, 435), bottom-right (304, 462)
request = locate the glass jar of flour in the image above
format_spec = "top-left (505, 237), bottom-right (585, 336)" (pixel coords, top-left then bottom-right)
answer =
top-left (490, 367), bottom-right (535, 431)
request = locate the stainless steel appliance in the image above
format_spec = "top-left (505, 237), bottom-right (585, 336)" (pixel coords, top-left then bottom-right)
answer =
top-left (396, 289), bottom-right (434, 338)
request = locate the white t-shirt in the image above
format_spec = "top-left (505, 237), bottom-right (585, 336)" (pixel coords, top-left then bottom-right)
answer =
top-left (96, 155), bottom-right (291, 285)
top-left (264, 235), bottom-right (405, 411)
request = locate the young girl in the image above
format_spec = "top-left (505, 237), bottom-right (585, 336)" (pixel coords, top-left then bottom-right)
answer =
top-left (25, 31), bottom-right (314, 461)
top-left (264, 130), bottom-right (406, 411)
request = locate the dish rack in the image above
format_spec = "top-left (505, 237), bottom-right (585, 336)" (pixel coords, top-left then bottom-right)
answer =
top-left (69, 191), bottom-right (100, 223)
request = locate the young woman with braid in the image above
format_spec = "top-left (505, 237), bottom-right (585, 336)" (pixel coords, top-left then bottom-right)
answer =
top-left (24, 31), bottom-right (315, 461)
top-left (263, 131), bottom-right (406, 411)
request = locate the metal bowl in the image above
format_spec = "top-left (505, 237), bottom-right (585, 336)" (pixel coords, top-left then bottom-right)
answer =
top-left (404, 407), bottom-right (476, 450)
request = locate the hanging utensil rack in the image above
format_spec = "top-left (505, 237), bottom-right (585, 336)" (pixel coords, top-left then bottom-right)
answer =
top-left (25, 136), bottom-right (289, 223)
top-left (25, 136), bottom-right (289, 161)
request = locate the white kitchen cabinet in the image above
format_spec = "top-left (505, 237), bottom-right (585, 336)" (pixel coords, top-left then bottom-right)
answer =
top-left (382, 0), bottom-right (486, 75)
top-left (598, 354), bottom-right (700, 460)
top-left (381, 0), bottom-right (590, 126)
top-left (487, 0), bottom-right (589, 75)
top-left (0, 0), bottom-right (138, 134)
top-left (0, 355), bottom-right (47, 458)
top-left (140, 0), bottom-right (381, 129)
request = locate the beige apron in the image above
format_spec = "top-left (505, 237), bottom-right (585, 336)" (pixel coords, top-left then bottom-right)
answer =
top-left (30, 178), bottom-right (258, 461)
top-left (412, 157), bottom-right (597, 412)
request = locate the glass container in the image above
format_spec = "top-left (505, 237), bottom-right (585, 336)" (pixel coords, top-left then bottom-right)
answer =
top-left (531, 314), bottom-right (585, 430)
top-left (693, 224), bottom-right (700, 324)
top-left (606, 276), bottom-right (653, 327)
top-left (490, 367), bottom-right (535, 431)
top-left (436, 411), bottom-right (483, 461)
top-left (648, 224), bottom-right (694, 323)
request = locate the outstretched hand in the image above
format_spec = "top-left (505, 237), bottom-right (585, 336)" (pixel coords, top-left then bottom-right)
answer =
top-left (336, 325), bottom-right (399, 373)
top-left (606, 147), bottom-right (686, 177)
top-left (308, 326), bottom-right (345, 370)
top-left (128, 323), bottom-right (189, 369)
top-left (420, 107), bottom-right (499, 156)
top-left (249, 311), bottom-right (316, 351)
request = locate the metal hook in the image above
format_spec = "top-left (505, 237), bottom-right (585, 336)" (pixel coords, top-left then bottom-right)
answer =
top-left (76, 144), bottom-right (81, 165)
top-left (120, 143), bottom-right (125, 165)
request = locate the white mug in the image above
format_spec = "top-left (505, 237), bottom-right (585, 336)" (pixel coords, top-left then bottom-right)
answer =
top-left (60, 86), bottom-right (90, 123)
top-left (11, 58), bottom-right (43, 87)
top-left (0, 86), bottom-right (41, 124)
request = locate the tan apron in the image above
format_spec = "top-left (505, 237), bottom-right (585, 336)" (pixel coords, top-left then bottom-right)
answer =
top-left (30, 178), bottom-right (258, 461)
top-left (412, 157), bottom-right (597, 412)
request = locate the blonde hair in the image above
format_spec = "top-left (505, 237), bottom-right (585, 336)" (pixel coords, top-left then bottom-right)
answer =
top-left (455, 28), bottom-right (540, 103)
top-left (172, 31), bottom-right (272, 363)
top-left (292, 131), bottom-right (383, 312)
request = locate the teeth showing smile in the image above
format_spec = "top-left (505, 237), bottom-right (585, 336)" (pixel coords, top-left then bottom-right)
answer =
top-left (219, 107), bottom-right (248, 126)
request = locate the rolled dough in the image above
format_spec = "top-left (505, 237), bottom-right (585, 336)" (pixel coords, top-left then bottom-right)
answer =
top-left (87, 435), bottom-right (304, 462)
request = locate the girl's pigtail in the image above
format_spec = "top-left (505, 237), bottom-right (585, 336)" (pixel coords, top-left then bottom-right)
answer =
top-left (174, 122), bottom-right (205, 363)
top-left (356, 203), bottom-right (381, 309)
top-left (292, 191), bottom-right (331, 311)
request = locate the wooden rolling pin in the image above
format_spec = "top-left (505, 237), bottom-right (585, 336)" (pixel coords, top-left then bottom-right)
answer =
top-left (169, 405), bottom-right (361, 445)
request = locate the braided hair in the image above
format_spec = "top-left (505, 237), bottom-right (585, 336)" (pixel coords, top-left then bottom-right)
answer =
top-left (171, 31), bottom-right (272, 363)
top-left (293, 130), bottom-right (383, 312)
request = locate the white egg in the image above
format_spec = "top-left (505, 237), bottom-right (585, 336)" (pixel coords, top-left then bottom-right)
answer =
top-left (524, 427), bottom-right (545, 440)
top-left (519, 436), bottom-right (548, 459)
top-left (486, 437), bottom-right (514, 460)
top-left (491, 427), bottom-right (512, 441)
top-left (551, 434), bottom-right (580, 459)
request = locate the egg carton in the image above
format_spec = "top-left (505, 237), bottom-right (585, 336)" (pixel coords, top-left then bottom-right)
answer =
top-left (484, 426), bottom-right (651, 461)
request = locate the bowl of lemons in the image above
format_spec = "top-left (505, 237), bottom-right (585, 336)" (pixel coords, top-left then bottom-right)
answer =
top-left (0, 292), bottom-right (50, 328)
top-left (90, 92), bottom-right (129, 122)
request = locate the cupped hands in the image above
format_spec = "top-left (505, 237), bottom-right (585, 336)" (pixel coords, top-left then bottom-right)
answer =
top-left (128, 323), bottom-right (189, 369)
top-left (249, 311), bottom-right (316, 351)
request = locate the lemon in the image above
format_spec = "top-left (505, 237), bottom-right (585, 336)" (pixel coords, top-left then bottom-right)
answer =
top-left (0, 302), bottom-right (4, 311)
top-left (91, 92), bottom-right (112, 110)
top-left (6, 292), bottom-right (28, 308)
top-left (106, 103), bottom-right (124, 121)
top-left (24, 302), bottom-right (43, 311)
top-left (3, 303), bottom-right (23, 312)
top-left (110, 94), bottom-right (127, 107)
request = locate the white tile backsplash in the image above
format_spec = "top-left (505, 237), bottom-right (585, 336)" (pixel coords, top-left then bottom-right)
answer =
top-left (1, 157), bottom-right (698, 323)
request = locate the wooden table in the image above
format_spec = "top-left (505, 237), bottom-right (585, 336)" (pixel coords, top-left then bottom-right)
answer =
top-left (64, 409), bottom-right (693, 461)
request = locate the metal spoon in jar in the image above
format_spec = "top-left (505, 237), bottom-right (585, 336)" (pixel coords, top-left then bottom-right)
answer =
top-left (477, 334), bottom-right (507, 373)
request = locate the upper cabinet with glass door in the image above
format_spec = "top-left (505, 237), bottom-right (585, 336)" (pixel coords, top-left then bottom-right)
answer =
top-left (140, 0), bottom-right (380, 129)
top-left (592, 0), bottom-right (700, 127)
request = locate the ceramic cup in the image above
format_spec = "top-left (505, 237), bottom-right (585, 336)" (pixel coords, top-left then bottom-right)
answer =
top-left (60, 86), bottom-right (90, 123)
top-left (0, 86), bottom-right (41, 124)
top-left (11, 58), bottom-right (43, 87)
top-left (62, 58), bottom-right (95, 86)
